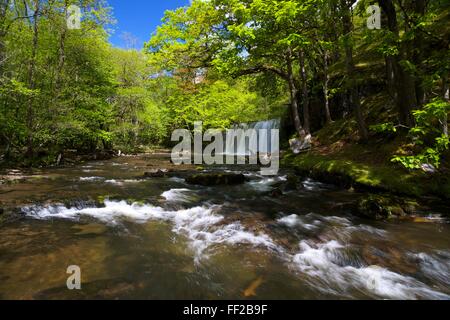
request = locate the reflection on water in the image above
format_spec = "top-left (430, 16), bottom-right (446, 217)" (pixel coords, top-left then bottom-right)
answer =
top-left (0, 155), bottom-right (449, 300)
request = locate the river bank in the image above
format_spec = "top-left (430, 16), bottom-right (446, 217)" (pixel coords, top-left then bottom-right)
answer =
top-left (282, 143), bottom-right (450, 201)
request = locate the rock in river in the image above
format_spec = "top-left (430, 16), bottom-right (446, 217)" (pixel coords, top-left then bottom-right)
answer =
top-left (269, 187), bottom-right (283, 198)
top-left (284, 174), bottom-right (301, 191)
top-left (144, 169), bottom-right (169, 178)
top-left (185, 173), bottom-right (246, 186)
top-left (354, 194), bottom-right (417, 220)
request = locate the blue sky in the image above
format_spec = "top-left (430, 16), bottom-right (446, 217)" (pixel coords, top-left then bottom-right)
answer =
top-left (107, 0), bottom-right (190, 49)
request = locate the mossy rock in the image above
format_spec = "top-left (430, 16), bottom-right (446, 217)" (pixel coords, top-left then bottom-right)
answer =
top-left (186, 173), bottom-right (246, 186)
top-left (355, 194), bottom-right (417, 221)
top-left (282, 151), bottom-right (450, 199)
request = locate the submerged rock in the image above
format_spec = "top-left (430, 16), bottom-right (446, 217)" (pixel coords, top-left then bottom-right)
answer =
top-left (243, 277), bottom-right (264, 298)
top-left (186, 173), bottom-right (246, 186)
top-left (269, 187), bottom-right (283, 198)
top-left (284, 174), bottom-right (301, 191)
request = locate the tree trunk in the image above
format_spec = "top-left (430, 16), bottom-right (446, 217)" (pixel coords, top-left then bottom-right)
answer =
top-left (330, 1), bottom-right (341, 62)
top-left (55, 2), bottom-right (68, 93)
top-left (0, 1), bottom-right (7, 29)
top-left (0, 30), bottom-right (5, 77)
top-left (0, 0), bottom-right (10, 78)
top-left (385, 56), bottom-right (396, 99)
top-left (298, 49), bottom-right (310, 134)
top-left (286, 47), bottom-right (305, 138)
top-left (412, 0), bottom-right (426, 107)
top-left (323, 50), bottom-right (332, 124)
top-left (51, 0), bottom-right (67, 126)
top-left (443, 74), bottom-right (449, 137)
top-left (26, 0), bottom-right (40, 158)
top-left (378, 0), bottom-right (416, 127)
top-left (341, 0), bottom-right (368, 141)
top-left (380, 8), bottom-right (396, 100)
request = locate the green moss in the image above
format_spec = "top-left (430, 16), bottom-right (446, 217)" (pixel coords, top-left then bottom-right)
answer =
top-left (316, 119), bottom-right (356, 145)
top-left (282, 152), bottom-right (450, 199)
top-left (97, 195), bottom-right (106, 204)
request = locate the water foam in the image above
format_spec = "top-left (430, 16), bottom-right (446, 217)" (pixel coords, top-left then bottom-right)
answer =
top-left (277, 214), bottom-right (321, 230)
top-left (23, 200), bottom-right (449, 299)
top-left (412, 251), bottom-right (450, 286)
top-left (247, 175), bottom-right (287, 192)
top-left (161, 189), bottom-right (193, 203)
top-left (168, 176), bottom-right (186, 184)
top-left (23, 200), bottom-right (279, 261)
top-left (302, 178), bottom-right (328, 191)
top-left (292, 240), bottom-right (449, 300)
top-left (277, 213), bottom-right (387, 237)
top-left (79, 176), bottom-right (104, 182)
top-left (105, 179), bottom-right (141, 186)
top-left (276, 213), bottom-right (447, 299)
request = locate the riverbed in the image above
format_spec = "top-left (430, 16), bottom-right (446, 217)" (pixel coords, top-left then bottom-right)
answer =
top-left (0, 154), bottom-right (449, 299)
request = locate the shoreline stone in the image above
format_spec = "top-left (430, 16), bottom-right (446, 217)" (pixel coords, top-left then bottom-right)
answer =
top-left (144, 169), bottom-right (169, 178)
top-left (186, 173), bottom-right (246, 186)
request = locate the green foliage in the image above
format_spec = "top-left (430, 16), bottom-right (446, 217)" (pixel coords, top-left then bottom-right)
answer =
top-left (391, 99), bottom-right (450, 169)
top-left (0, 0), bottom-right (116, 163)
top-left (171, 79), bottom-right (262, 130)
top-left (108, 49), bottom-right (170, 150)
top-left (1, 0), bottom-right (449, 170)
top-left (370, 122), bottom-right (398, 134)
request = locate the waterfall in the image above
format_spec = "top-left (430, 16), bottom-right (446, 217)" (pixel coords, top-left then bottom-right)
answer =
top-left (224, 119), bottom-right (280, 156)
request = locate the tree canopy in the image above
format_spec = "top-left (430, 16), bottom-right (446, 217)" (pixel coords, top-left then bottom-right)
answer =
top-left (0, 0), bottom-right (449, 170)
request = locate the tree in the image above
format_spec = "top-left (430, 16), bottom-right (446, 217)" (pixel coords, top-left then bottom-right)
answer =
top-left (378, 0), bottom-right (417, 127)
top-left (0, 0), bottom-right (117, 163)
top-left (340, 0), bottom-right (369, 141)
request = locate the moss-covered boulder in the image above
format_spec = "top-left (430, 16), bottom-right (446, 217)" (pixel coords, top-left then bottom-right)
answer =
top-left (355, 195), bottom-right (417, 220)
top-left (282, 151), bottom-right (450, 199)
top-left (186, 173), bottom-right (246, 186)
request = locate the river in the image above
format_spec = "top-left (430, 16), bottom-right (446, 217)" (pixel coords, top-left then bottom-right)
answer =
top-left (0, 154), bottom-right (449, 299)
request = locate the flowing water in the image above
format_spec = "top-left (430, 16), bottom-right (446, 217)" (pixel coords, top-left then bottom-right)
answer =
top-left (224, 119), bottom-right (281, 155)
top-left (0, 154), bottom-right (449, 300)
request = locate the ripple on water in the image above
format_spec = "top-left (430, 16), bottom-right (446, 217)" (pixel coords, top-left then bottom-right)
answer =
top-left (246, 175), bottom-right (287, 192)
top-left (79, 176), bottom-right (105, 182)
top-left (275, 213), bottom-right (449, 299)
top-left (161, 188), bottom-right (194, 203)
top-left (19, 188), bottom-right (450, 300)
top-left (291, 240), bottom-right (450, 300)
top-left (411, 251), bottom-right (450, 287)
top-left (104, 179), bottom-right (142, 186)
